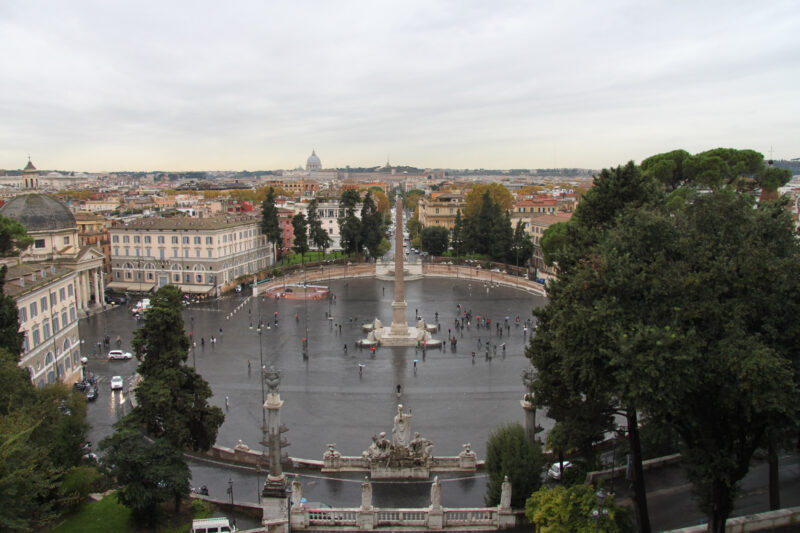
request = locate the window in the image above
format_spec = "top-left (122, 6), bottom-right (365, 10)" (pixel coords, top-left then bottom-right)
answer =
top-left (43, 322), bottom-right (50, 340)
top-left (114, 246), bottom-right (119, 256)
top-left (50, 293), bottom-right (57, 307)
top-left (172, 248), bottom-right (178, 258)
top-left (194, 236), bottom-right (201, 244)
top-left (32, 327), bottom-right (40, 347)
top-left (172, 236), bottom-right (179, 244)
top-left (62, 310), bottom-right (68, 326)
top-left (30, 302), bottom-right (37, 318)
top-left (185, 273), bottom-right (191, 283)
top-left (53, 316), bottom-right (59, 333)
top-left (144, 235), bottom-right (151, 244)
top-left (135, 248), bottom-right (140, 257)
top-left (158, 236), bottom-right (165, 244)
top-left (206, 236), bottom-right (213, 245)
top-left (124, 247), bottom-right (129, 256)
top-left (207, 249), bottom-right (213, 258)
top-left (34, 239), bottom-right (45, 249)
top-left (184, 249), bottom-right (189, 258)
top-left (68, 284), bottom-right (74, 297)
top-left (19, 307), bottom-right (27, 323)
top-left (123, 235), bottom-right (130, 243)
top-left (63, 236), bottom-right (70, 245)
top-left (182, 236), bottom-right (189, 244)
top-left (147, 272), bottom-right (153, 280)
top-left (70, 306), bottom-right (76, 322)
top-left (41, 296), bottom-right (49, 310)
top-left (133, 235), bottom-right (140, 243)
top-left (173, 274), bottom-right (180, 282)
top-left (196, 274), bottom-right (203, 283)
top-left (159, 248), bottom-right (165, 259)
top-left (59, 287), bottom-right (66, 301)
top-left (23, 337), bottom-right (29, 353)
top-left (145, 247), bottom-right (151, 256)
top-left (112, 235), bottom-right (119, 243)
top-left (195, 249), bottom-right (200, 258)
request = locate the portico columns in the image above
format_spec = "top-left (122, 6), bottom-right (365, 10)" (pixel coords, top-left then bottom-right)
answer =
top-left (93, 268), bottom-right (100, 306)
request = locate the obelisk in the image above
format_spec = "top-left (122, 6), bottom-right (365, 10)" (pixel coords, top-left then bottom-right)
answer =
top-left (390, 196), bottom-right (409, 335)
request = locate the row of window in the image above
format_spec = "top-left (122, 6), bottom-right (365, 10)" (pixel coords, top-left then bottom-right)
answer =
top-left (34, 349), bottom-right (81, 388)
top-left (23, 307), bottom-right (77, 352)
top-left (112, 228), bottom-right (259, 245)
top-left (19, 285), bottom-right (74, 323)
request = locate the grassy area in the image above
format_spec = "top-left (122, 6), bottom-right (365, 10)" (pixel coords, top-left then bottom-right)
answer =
top-left (281, 250), bottom-right (348, 265)
top-left (50, 494), bottom-right (215, 533)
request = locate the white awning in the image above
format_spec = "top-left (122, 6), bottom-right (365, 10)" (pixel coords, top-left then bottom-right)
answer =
top-left (180, 284), bottom-right (215, 294)
top-left (106, 281), bottom-right (155, 292)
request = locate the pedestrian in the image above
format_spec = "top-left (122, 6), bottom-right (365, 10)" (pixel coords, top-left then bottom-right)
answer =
top-left (201, 337), bottom-right (205, 347)
top-left (225, 396), bottom-right (230, 409)
top-left (248, 360), bottom-right (251, 373)
top-left (344, 344), bottom-right (348, 353)
top-left (219, 327), bottom-right (223, 336)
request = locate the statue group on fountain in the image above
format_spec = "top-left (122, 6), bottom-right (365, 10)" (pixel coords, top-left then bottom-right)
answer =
top-left (363, 404), bottom-right (434, 467)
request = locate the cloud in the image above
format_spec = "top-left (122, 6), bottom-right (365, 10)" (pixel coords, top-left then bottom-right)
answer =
top-left (1, 0), bottom-right (798, 171)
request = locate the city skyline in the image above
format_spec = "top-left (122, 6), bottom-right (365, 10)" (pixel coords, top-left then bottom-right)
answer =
top-left (2, 1), bottom-right (799, 172)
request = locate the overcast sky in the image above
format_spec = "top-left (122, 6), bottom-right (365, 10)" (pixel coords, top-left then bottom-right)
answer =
top-left (1, 0), bottom-right (798, 172)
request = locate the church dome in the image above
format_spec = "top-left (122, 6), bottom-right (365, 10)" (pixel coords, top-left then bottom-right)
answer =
top-left (306, 150), bottom-right (322, 171)
top-left (0, 193), bottom-right (76, 232)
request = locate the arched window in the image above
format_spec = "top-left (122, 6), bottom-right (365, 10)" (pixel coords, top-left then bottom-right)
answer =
top-left (63, 338), bottom-right (71, 352)
top-left (45, 352), bottom-right (54, 365)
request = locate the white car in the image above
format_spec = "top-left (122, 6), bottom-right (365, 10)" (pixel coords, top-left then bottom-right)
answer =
top-left (547, 461), bottom-right (573, 480)
top-left (107, 349), bottom-right (132, 360)
top-left (110, 376), bottom-right (124, 390)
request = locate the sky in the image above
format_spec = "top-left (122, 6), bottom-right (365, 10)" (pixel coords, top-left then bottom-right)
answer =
top-left (1, 0), bottom-right (798, 172)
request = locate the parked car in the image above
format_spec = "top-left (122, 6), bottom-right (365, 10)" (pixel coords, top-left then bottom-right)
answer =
top-left (107, 349), bottom-right (132, 360)
top-left (85, 386), bottom-right (99, 402)
top-left (73, 380), bottom-right (90, 392)
top-left (547, 461), bottom-right (573, 480)
top-left (105, 293), bottom-right (127, 305)
top-left (110, 376), bottom-right (124, 390)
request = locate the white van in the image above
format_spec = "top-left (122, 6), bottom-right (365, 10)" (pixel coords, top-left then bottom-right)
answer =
top-left (191, 517), bottom-right (235, 533)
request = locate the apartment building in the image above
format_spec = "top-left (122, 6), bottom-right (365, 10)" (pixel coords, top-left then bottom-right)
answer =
top-left (3, 261), bottom-right (83, 387)
top-left (418, 193), bottom-right (466, 231)
top-left (108, 215), bottom-right (274, 296)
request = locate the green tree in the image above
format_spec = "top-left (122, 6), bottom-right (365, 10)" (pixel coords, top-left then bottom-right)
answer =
top-left (360, 192), bottom-right (385, 259)
top-left (99, 429), bottom-right (190, 527)
top-left (403, 189), bottom-right (425, 211)
top-left (451, 210), bottom-right (464, 257)
top-left (509, 219), bottom-right (533, 267)
top-left (485, 423), bottom-right (544, 508)
top-left (405, 217), bottom-right (421, 241)
top-left (525, 485), bottom-right (627, 533)
top-left (0, 215), bottom-right (32, 257)
top-left (540, 222), bottom-right (568, 267)
top-left (291, 213), bottom-right (309, 264)
top-left (260, 187), bottom-right (281, 260)
top-left (128, 285), bottom-right (224, 451)
top-left (529, 160), bottom-right (800, 532)
top-left (307, 199), bottom-right (331, 257)
top-left (420, 226), bottom-right (449, 256)
top-left (0, 266), bottom-right (24, 355)
top-left (338, 190), bottom-right (362, 256)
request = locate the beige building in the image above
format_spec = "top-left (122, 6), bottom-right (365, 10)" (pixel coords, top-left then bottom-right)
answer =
top-left (3, 261), bottom-right (83, 386)
top-left (528, 213), bottom-right (573, 276)
top-left (108, 215), bottom-right (274, 296)
top-left (0, 192), bottom-right (107, 313)
top-left (418, 193), bottom-right (466, 231)
top-left (75, 212), bottom-right (112, 275)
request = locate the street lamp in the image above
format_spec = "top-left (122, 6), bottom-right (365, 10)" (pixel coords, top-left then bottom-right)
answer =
top-left (190, 315), bottom-right (196, 368)
top-left (227, 477), bottom-right (234, 506)
top-left (591, 488), bottom-right (609, 532)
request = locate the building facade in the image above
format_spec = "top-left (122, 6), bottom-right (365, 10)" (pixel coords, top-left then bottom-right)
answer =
top-left (418, 193), bottom-right (466, 231)
top-left (108, 215), bottom-right (273, 296)
top-left (3, 261), bottom-right (83, 387)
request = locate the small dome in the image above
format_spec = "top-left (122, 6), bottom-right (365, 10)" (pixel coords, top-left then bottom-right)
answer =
top-left (0, 194), bottom-right (76, 232)
top-left (23, 159), bottom-right (37, 172)
top-left (306, 150), bottom-right (322, 170)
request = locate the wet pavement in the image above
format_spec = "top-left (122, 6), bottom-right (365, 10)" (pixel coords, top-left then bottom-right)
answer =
top-left (80, 277), bottom-right (549, 509)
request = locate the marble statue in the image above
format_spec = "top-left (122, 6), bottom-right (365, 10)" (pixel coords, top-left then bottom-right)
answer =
top-left (361, 477), bottom-right (373, 510)
top-left (499, 475), bottom-right (512, 509)
top-left (292, 475), bottom-right (303, 508)
top-left (430, 476), bottom-right (442, 509)
top-left (392, 404), bottom-right (412, 447)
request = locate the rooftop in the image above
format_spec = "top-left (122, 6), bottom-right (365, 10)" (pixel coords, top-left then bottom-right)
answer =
top-left (2, 262), bottom-right (74, 298)
top-left (113, 215), bottom-right (260, 231)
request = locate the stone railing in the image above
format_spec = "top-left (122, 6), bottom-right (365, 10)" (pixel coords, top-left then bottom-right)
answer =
top-left (422, 264), bottom-right (547, 296)
top-left (258, 263), bottom-right (376, 294)
top-left (666, 505), bottom-right (800, 532)
top-left (294, 506), bottom-right (514, 531)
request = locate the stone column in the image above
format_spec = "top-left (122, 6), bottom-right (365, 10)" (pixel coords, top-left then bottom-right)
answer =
top-left (82, 272), bottom-right (90, 309)
top-left (262, 366), bottom-right (288, 498)
top-left (521, 368), bottom-right (538, 444)
top-left (390, 196), bottom-right (408, 335)
top-left (93, 268), bottom-right (100, 306)
top-left (99, 269), bottom-right (105, 301)
top-left (75, 275), bottom-right (85, 311)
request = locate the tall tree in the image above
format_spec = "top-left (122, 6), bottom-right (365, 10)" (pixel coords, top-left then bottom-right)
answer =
top-left (451, 210), bottom-right (464, 258)
top-left (360, 192), bottom-right (385, 259)
top-left (420, 226), bottom-right (449, 256)
top-left (338, 190), bottom-right (362, 257)
top-left (0, 266), bottom-right (24, 356)
top-left (260, 187), bottom-right (281, 260)
top-left (99, 429), bottom-right (190, 527)
top-left (128, 285), bottom-right (224, 451)
top-left (306, 199), bottom-right (331, 257)
top-left (485, 423), bottom-right (544, 508)
top-left (291, 213), bottom-right (309, 264)
top-left (509, 219), bottom-right (533, 267)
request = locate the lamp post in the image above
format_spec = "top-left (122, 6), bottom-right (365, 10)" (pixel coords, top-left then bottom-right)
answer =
top-left (190, 315), bottom-right (196, 368)
top-left (591, 488), bottom-right (609, 533)
top-left (227, 477), bottom-right (234, 506)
